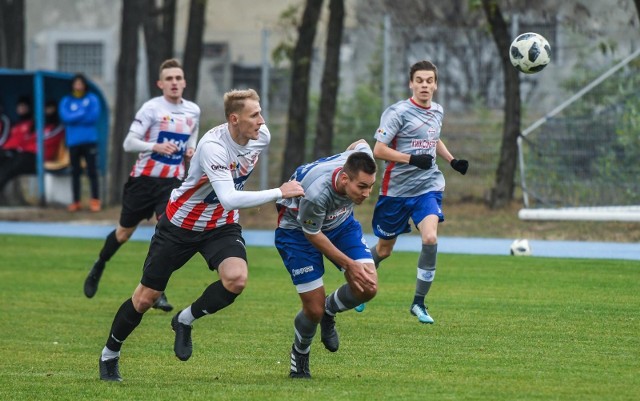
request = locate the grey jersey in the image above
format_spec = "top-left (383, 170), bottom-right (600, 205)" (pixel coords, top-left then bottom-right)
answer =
top-left (374, 98), bottom-right (445, 197)
top-left (277, 142), bottom-right (373, 234)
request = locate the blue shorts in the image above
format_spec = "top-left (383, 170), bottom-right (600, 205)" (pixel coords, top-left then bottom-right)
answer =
top-left (371, 192), bottom-right (444, 240)
top-left (275, 215), bottom-right (372, 287)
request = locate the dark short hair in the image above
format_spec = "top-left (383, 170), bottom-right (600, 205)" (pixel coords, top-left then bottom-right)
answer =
top-left (71, 73), bottom-right (89, 90)
top-left (17, 95), bottom-right (31, 106)
top-left (409, 60), bottom-right (438, 82)
top-left (343, 151), bottom-right (377, 178)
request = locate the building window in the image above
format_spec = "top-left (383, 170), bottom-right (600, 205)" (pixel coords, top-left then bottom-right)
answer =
top-left (56, 42), bottom-right (104, 77)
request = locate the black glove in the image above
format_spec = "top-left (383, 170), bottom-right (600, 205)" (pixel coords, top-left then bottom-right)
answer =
top-left (409, 154), bottom-right (434, 170)
top-left (450, 159), bottom-right (469, 175)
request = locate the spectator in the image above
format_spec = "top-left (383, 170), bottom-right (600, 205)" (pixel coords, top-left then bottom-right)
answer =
top-left (59, 73), bottom-right (102, 212)
top-left (0, 103), bottom-right (10, 147)
top-left (0, 96), bottom-right (36, 194)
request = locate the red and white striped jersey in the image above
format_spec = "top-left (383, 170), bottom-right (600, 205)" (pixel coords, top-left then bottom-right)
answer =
top-left (166, 123), bottom-right (270, 231)
top-left (128, 96), bottom-right (200, 179)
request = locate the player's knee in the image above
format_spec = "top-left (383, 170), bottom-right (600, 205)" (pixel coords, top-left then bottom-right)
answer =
top-left (422, 233), bottom-right (437, 245)
top-left (132, 293), bottom-right (156, 312)
top-left (221, 271), bottom-right (247, 294)
top-left (377, 246), bottom-right (393, 259)
top-left (115, 226), bottom-right (135, 242)
top-left (303, 303), bottom-right (325, 323)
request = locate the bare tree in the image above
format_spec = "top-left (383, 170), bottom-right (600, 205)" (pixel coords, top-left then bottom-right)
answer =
top-left (143, 0), bottom-right (176, 97)
top-left (110, 0), bottom-right (146, 204)
top-left (0, 0), bottom-right (25, 68)
top-left (281, 0), bottom-right (324, 182)
top-left (481, 0), bottom-right (521, 208)
top-left (182, 0), bottom-right (207, 102)
top-left (313, 0), bottom-right (344, 159)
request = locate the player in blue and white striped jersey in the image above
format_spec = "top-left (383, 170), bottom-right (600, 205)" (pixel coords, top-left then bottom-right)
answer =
top-left (367, 60), bottom-right (469, 324)
top-left (275, 139), bottom-right (378, 378)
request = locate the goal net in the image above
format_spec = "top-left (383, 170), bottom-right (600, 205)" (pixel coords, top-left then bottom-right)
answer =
top-left (518, 49), bottom-right (640, 222)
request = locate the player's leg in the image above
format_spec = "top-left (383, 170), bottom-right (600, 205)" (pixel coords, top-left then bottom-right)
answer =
top-left (357, 196), bottom-right (409, 312)
top-left (325, 217), bottom-right (377, 338)
top-left (149, 178), bottom-right (181, 311)
top-left (84, 177), bottom-right (154, 298)
top-left (409, 192), bottom-right (444, 324)
top-left (171, 223), bottom-right (246, 361)
top-left (99, 283), bottom-right (162, 382)
top-left (67, 145), bottom-right (82, 211)
top-left (275, 227), bottom-right (325, 378)
top-left (84, 143), bottom-right (100, 211)
top-left (98, 215), bottom-right (197, 381)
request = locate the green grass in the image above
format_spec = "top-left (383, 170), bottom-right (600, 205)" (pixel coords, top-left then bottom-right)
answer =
top-left (1, 234), bottom-right (639, 401)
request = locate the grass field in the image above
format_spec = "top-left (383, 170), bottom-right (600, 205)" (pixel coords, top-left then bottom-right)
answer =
top-left (1, 234), bottom-right (639, 401)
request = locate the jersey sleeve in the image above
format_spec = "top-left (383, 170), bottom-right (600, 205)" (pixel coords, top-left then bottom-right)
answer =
top-left (186, 104), bottom-right (201, 150)
top-left (297, 198), bottom-right (326, 235)
top-left (199, 140), bottom-right (234, 183)
top-left (374, 106), bottom-right (402, 145)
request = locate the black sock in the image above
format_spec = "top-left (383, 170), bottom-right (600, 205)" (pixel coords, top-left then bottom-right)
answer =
top-left (190, 280), bottom-right (239, 319)
top-left (99, 230), bottom-right (123, 263)
top-left (105, 298), bottom-right (144, 352)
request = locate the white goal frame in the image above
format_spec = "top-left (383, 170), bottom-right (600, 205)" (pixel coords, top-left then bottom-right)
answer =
top-left (517, 48), bottom-right (640, 222)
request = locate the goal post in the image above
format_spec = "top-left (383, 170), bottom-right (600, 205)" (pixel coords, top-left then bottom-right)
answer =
top-left (517, 48), bottom-right (640, 222)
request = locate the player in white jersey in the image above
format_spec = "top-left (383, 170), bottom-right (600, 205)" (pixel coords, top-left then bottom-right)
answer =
top-left (97, 88), bottom-right (304, 382)
top-left (365, 60), bottom-right (469, 324)
top-left (84, 59), bottom-right (200, 314)
top-left (275, 140), bottom-right (378, 378)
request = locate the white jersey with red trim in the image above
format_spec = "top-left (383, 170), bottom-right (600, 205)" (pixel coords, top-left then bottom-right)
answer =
top-left (374, 98), bottom-right (445, 197)
top-left (166, 123), bottom-right (269, 231)
top-left (128, 96), bottom-right (200, 179)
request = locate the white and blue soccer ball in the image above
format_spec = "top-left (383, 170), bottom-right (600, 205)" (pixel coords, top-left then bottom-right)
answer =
top-left (509, 32), bottom-right (551, 74)
top-left (510, 239), bottom-right (532, 256)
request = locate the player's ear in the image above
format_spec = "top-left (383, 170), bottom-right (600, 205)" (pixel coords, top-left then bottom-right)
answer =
top-left (156, 80), bottom-right (163, 90)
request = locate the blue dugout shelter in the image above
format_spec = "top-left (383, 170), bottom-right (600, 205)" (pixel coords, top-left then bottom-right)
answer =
top-left (0, 69), bottom-right (109, 205)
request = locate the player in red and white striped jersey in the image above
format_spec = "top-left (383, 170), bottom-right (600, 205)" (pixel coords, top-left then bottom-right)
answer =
top-left (97, 88), bottom-right (304, 382)
top-left (84, 59), bottom-right (200, 314)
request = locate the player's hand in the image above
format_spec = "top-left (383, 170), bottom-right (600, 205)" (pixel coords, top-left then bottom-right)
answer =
top-left (280, 180), bottom-right (304, 198)
top-left (184, 148), bottom-right (195, 161)
top-left (409, 154), bottom-right (434, 169)
top-left (344, 261), bottom-right (377, 293)
top-left (153, 142), bottom-right (179, 156)
top-left (450, 159), bottom-right (469, 175)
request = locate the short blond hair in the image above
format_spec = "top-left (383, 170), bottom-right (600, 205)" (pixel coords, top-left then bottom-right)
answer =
top-left (223, 89), bottom-right (260, 119)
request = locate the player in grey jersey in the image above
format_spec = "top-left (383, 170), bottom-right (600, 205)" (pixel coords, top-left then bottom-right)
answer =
top-left (275, 139), bottom-right (378, 378)
top-left (365, 60), bottom-right (469, 324)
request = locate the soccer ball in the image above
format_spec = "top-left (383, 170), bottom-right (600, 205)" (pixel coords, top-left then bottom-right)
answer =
top-left (510, 239), bottom-right (532, 256)
top-left (509, 32), bottom-right (551, 74)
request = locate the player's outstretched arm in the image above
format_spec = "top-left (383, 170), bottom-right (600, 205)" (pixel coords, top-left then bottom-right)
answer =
top-left (212, 179), bottom-right (303, 210)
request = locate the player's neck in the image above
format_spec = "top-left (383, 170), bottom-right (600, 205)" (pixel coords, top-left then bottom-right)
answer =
top-left (163, 95), bottom-right (182, 105)
top-left (228, 126), bottom-right (249, 146)
top-left (410, 96), bottom-right (431, 109)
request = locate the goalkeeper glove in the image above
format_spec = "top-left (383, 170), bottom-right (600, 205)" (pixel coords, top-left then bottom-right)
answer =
top-left (409, 154), bottom-right (434, 170)
top-left (450, 159), bottom-right (469, 175)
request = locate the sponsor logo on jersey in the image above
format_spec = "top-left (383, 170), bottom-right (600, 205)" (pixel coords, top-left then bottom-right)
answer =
top-left (229, 161), bottom-right (238, 170)
top-left (411, 139), bottom-right (437, 149)
top-left (376, 128), bottom-right (386, 136)
top-left (210, 164), bottom-right (228, 171)
top-left (327, 207), bottom-right (349, 220)
top-left (151, 130), bottom-right (190, 165)
top-left (292, 265), bottom-right (314, 277)
top-left (303, 219), bottom-right (317, 227)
